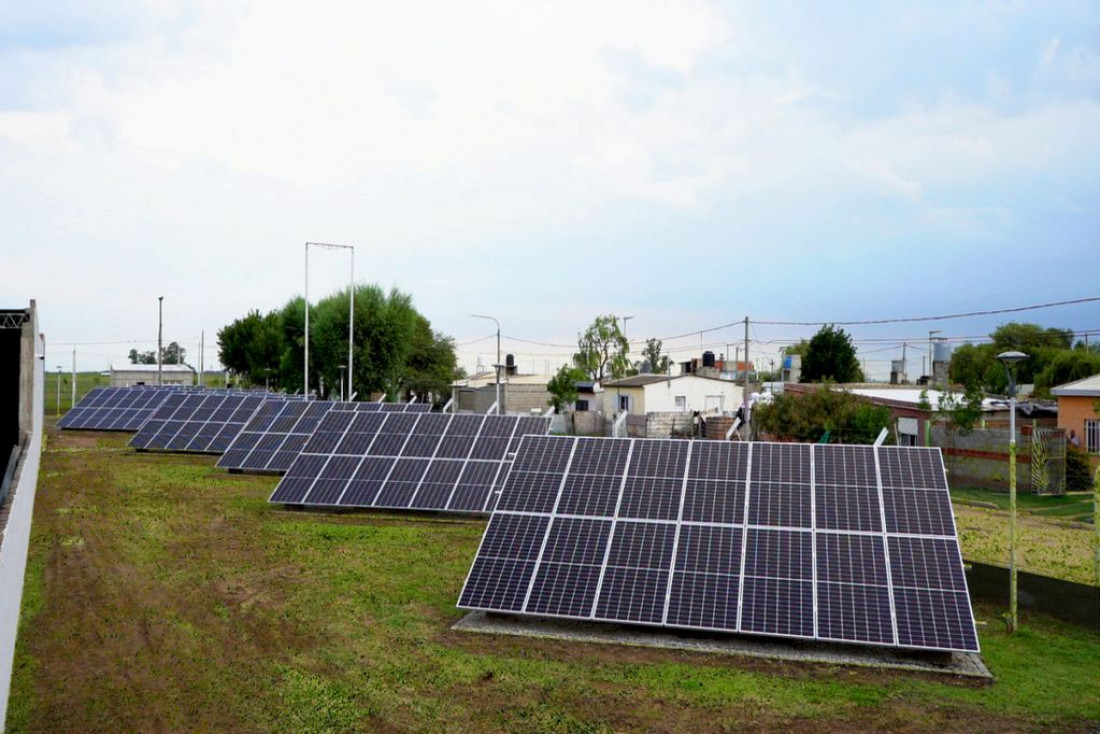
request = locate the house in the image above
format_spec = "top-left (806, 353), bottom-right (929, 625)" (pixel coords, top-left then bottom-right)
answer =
top-left (1052, 373), bottom-right (1100, 469)
top-left (110, 364), bottom-right (194, 387)
top-left (450, 371), bottom-right (552, 415)
top-left (600, 374), bottom-right (743, 438)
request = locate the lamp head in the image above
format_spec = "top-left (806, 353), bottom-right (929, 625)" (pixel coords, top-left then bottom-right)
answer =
top-left (997, 350), bottom-right (1027, 367)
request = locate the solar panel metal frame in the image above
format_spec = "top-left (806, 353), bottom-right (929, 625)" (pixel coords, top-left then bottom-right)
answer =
top-left (458, 437), bottom-right (979, 654)
top-left (128, 391), bottom-right (275, 453)
top-left (268, 412), bottom-right (552, 514)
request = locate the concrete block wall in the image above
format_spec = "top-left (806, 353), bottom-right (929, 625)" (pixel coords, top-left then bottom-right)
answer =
top-left (1, 307), bottom-right (42, 728)
top-left (933, 425), bottom-right (1032, 491)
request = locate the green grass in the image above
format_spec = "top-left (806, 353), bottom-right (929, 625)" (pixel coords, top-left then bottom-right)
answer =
top-left (43, 370), bottom-right (111, 414)
top-left (951, 486), bottom-right (1095, 516)
top-left (7, 425), bottom-right (1100, 732)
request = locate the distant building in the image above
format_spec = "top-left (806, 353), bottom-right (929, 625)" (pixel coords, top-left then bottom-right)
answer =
top-left (451, 371), bottom-right (551, 415)
top-left (1052, 373), bottom-right (1100, 470)
top-left (111, 364), bottom-right (194, 387)
top-left (602, 374), bottom-right (743, 417)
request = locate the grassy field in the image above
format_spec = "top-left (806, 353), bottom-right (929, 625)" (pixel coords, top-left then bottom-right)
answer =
top-left (41, 370), bottom-right (111, 415)
top-left (6, 423), bottom-right (1100, 732)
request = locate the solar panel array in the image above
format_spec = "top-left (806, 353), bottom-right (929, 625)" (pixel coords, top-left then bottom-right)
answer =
top-left (217, 398), bottom-right (336, 472)
top-left (458, 437), bottom-right (979, 653)
top-left (58, 386), bottom-right (181, 431)
top-left (128, 391), bottom-right (272, 453)
top-left (269, 412), bottom-right (552, 514)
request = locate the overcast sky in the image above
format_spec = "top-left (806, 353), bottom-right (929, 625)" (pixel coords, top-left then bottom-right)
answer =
top-left (2, 1), bottom-right (1098, 379)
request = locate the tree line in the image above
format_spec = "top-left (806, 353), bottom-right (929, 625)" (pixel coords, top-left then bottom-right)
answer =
top-left (217, 285), bottom-right (461, 404)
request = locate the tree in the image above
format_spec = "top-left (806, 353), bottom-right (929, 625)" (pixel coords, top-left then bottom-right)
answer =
top-left (401, 314), bottom-right (462, 406)
top-left (800, 325), bottom-right (863, 383)
top-left (753, 385), bottom-right (892, 444)
top-left (547, 365), bottom-right (586, 412)
top-left (638, 338), bottom-right (671, 374)
top-left (783, 340), bottom-right (810, 357)
top-left (1034, 350), bottom-right (1100, 395)
top-left (216, 284), bottom-right (458, 397)
top-left (128, 349), bottom-right (157, 365)
top-left (573, 315), bottom-right (630, 382)
top-left (161, 341), bottom-right (186, 365)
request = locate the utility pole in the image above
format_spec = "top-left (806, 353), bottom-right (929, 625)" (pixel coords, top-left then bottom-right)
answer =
top-left (744, 316), bottom-right (750, 438)
top-left (71, 347), bottom-right (76, 407)
top-left (199, 331), bottom-right (204, 387)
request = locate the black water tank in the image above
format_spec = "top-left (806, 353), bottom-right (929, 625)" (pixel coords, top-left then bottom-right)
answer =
top-left (702, 351), bottom-right (715, 368)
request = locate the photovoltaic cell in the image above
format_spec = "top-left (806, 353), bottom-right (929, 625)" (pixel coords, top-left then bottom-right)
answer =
top-left (459, 437), bottom-right (979, 654)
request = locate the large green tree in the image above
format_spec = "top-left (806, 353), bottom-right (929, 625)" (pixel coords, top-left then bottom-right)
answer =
top-left (753, 385), bottom-right (892, 444)
top-left (800, 325), bottom-right (863, 383)
top-left (949, 321), bottom-right (1091, 396)
top-left (217, 285), bottom-right (460, 399)
top-left (573, 315), bottom-right (630, 382)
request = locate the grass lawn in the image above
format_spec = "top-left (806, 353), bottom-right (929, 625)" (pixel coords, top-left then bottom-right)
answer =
top-left (6, 423), bottom-right (1100, 732)
top-left (951, 487), bottom-right (1097, 584)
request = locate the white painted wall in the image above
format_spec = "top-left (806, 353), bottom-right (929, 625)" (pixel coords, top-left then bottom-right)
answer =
top-left (602, 377), bottom-right (743, 416)
top-left (0, 333), bottom-right (43, 729)
top-left (642, 376), bottom-right (742, 414)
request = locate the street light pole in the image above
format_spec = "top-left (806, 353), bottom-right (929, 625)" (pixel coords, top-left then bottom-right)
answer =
top-left (158, 296), bottom-right (164, 386)
top-left (304, 242), bottom-right (356, 399)
top-left (338, 365), bottom-right (347, 401)
top-left (56, 366), bottom-right (62, 416)
top-left (998, 350), bottom-right (1027, 634)
top-left (470, 314), bottom-right (500, 413)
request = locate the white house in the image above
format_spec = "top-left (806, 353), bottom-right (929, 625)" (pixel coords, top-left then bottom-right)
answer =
top-left (110, 364), bottom-right (194, 387)
top-left (601, 374), bottom-right (743, 416)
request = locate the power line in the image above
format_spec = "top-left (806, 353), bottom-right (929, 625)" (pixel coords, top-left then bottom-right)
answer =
top-left (656, 295), bottom-right (1100, 341)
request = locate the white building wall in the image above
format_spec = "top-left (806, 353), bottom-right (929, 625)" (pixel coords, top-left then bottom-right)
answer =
top-left (0, 331), bottom-right (43, 728)
top-left (643, 377), bottom-right (742, 414)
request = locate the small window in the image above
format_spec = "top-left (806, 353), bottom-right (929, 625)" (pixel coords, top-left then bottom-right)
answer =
top-left (618, 395), bottom-right (630, 412)
top-left (1087, 420), bottom-right (1100, 454)
top-left (575, 399), bottom-right (589, 412)
top-left (674, 396), bottom-right (687, 412)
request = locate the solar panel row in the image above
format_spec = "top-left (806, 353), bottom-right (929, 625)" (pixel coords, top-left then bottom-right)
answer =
top-left (269, 412), bottom-right (551, 514)
top-left (458, 437), bottom-right (979, 654)
top-left (217, 398), bottom-right (336, 472)
top-left (129, 392), bottom-right (272, 452)
top-left (58, 386), bottom-right (183, 431)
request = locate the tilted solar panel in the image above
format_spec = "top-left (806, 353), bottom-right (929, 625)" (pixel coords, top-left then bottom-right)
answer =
top-left (129, 391), bottom-right (273, 453)
top-left (268, 412), bottom-right (552, 514)
top-left (217, 399), bottom-right (336, 472)
top-left (58, 385), bottom-right (182, 431)
top-left (458, 438), bottom-right (979, 654)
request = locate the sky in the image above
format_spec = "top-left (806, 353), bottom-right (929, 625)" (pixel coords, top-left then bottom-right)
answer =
top-left (2, 1), bottom-right (1098, 380)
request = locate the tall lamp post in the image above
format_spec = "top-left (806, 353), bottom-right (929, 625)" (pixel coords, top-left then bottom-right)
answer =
top-left (304, 242), bottom-right (355, 398)
top-left (158, 296), bottom-right (164, 386)
top-left (998, 350), bottom-right (1027, 634)
top-left (470, 314), bottom-right (501, 413)
top-left (56, 366), bottom-right (62, 416)
top-left (338, 365), bottom-right (347, 401)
